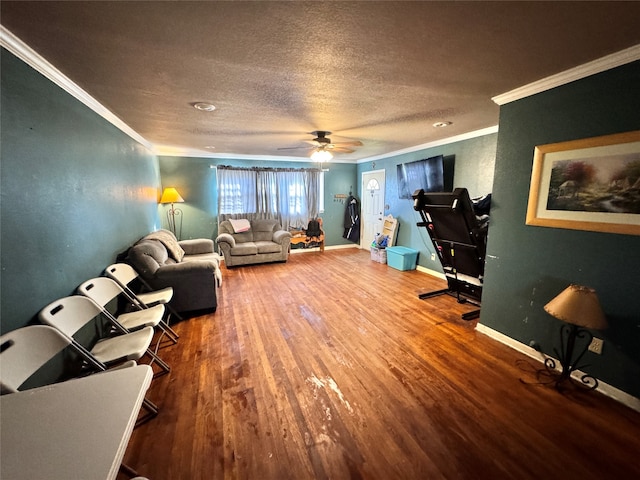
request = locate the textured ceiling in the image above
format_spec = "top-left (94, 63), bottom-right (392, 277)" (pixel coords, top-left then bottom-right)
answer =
top-left (2, 1), bottom-right (640, 161)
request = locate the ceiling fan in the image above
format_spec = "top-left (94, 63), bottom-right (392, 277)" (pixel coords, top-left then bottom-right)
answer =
top-left (278, 131), bottom-right (363, 159)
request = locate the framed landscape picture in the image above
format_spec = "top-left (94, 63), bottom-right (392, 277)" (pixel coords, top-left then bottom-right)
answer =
top-left (526, 130), bottom-right (640, 236)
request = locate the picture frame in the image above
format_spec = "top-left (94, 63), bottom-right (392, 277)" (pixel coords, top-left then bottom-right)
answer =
top-left (526, 130), bottom-right (640, 236)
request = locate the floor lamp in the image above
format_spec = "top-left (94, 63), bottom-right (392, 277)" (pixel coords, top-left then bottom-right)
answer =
top-left (542, 284), bottom-right (608, 390)
top-left (160, 187), bottom-right (184, 239)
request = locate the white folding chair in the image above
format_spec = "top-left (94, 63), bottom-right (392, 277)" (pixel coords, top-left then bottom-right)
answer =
top-left (105, 263), bottom-right (183, 325)
top-left (38, 295), bottom-right (170, 376)
top-left (77, 277), bottom-right (178, 345)
top-left (0, 325), bottom-right (158, 425)
top-left (0, 325), bottom-right (101, 393)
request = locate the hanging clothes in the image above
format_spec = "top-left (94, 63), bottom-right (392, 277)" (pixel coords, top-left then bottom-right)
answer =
top-left (343, 195), bottom-right (360, 243)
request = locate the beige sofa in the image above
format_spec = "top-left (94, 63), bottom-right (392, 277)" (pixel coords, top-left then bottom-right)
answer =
top-left (216, 219), bottom-right (291, 267)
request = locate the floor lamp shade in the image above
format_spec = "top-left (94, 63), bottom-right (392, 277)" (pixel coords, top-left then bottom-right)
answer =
top-left (160, 187), bottom-right (185, 204)
top-left (159, 187), bottom-right (184, 238)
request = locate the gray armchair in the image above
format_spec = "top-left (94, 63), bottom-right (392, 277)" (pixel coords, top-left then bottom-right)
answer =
top-left (126, 230), bottom-right (221, 313)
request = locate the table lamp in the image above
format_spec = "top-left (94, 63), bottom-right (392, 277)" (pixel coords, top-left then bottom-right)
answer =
top-left (543, 284), bottom-right (608, 390)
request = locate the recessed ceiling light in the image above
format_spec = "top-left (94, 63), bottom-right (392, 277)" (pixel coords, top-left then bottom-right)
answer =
top-left (192, 102), bottom-right (216, 112)
top-left (433, 121), bottom-right (452, 128)
top-left (205, 145), bottom-right (216, 149)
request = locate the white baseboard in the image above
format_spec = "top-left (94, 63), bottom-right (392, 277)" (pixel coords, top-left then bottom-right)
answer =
top-left (289, 247), bottom-right (321, 254)
top-left (475, 323), bottom-right (640, 413)
top-left (325, 244), bottom-right (358, 251)
top-left (290, 244), bottom-right (358, 254)
top-left (416, 265), bottom-right (446, 280)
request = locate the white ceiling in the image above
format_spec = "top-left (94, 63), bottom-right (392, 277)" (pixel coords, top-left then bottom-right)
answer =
top-left (2, 1), bottom-right (640, 161)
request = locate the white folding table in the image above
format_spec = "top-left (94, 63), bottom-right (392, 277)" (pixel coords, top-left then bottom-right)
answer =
top-left (1, 364), bottom-right (152, 480)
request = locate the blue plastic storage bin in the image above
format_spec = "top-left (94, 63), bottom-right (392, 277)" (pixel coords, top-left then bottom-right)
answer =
top-left (386, 246), bottom-right (419, 271)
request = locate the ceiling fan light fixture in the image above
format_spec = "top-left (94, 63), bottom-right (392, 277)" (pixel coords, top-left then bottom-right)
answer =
top-left (311, 149), bottom-right (333, 162)
top-left (192, 102), bottom-right (216, 112)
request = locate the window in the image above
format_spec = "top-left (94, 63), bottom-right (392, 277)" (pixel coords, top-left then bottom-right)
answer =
top-left (217, 166), bottom-right (323, 230)
top-left (218, 168), bottom-right (256, 214)
top-left (366, 178), bottom-right (380, 195)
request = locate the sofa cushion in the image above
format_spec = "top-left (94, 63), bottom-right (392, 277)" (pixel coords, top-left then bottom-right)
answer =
top-left (252, 219), bottom-right (279, 242)
top-left (181, 252), bottom-right (220, 265)
top-left (144, 229), bottom-right (185, 262)
top-left (255, 241), bottom-right (282, 254)
top-left (230, 242), bottom-right (258, 256)
top-left (232, 229), bottom-right (254, 244)
top-left (179, 238), bottom-right (214, 255)
top-left (126, 239), bottom-right (168, 276)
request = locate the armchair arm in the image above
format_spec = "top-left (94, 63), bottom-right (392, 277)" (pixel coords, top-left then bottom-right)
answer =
top-left (147, 261), bottom-right (218, 313)
top-left (179, 238), bottom-right (214, 255)
top-left (152, 261), bottom-right (217, 283)
top-left (273, 230), bottom-right (292, 245)
top-left (215, 233), bottom-right (236, 248)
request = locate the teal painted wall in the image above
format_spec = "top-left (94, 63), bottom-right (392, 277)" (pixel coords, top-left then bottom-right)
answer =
top-left (0, 49), bottom-right (161, 334)
top-left (356, 133), bottom-right (497, 271)
top-left (481, 61), bottom-right (640, 397)
top-left (318, 162), bottom-right (360, 245)
top-left (158, 156), bottom-right (358, 246)
top-left (157, 156), bottom-right (218, 240)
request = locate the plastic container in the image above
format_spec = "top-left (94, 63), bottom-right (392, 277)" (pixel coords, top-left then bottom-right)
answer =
top-left (370, 247), bottom-right (387, 264)
top-left (386, 246), bottom-right (418, 271)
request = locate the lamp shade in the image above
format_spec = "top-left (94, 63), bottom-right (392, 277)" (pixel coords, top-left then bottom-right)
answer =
top-left (160, 187), bottom-right (184, 204)
top-left (544, 284), bottom-right (608, 330)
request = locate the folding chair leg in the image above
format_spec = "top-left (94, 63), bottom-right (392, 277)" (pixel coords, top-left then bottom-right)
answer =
top-left (165, 303), bottom-right (183, 322)
top-left (146, 349), bottom-right (171, 376)
top-left (135, 397), bottom-right (159, 427)
top-left (71, 341), bottom-right (107, 371)
top-left (119, 462), bottom-right (140, 478)
top-left (159, 320), bottom-right (179, 344)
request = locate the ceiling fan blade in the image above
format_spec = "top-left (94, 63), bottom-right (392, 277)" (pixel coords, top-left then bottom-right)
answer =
top-left (279, 131), bottom-right (361, 153)
top-left (277, 145), bottom-right (314, 151)
top-left (331, 140), bottom-right (363, 147)
top-left (329, 147), bottom-right (355, 154)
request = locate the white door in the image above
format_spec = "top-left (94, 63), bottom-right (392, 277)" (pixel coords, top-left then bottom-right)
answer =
top-left (361, 170), bottom-right (386, 249)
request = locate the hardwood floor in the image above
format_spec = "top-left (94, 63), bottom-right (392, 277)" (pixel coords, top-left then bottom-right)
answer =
top-left (121, 249), bottom-right (640, 480)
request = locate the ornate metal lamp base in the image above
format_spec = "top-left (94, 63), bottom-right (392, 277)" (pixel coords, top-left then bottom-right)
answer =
top-left (521, 324), bottom-right (599, 391)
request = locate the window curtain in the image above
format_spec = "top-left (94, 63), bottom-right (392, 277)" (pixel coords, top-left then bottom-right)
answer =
top-left (217, 166), bottom-right (321, 231)
top-left (217, 167), bottom-right (256, 216)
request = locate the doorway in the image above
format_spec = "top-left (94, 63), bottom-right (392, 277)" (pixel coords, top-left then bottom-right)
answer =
top-left (360, 170), bottom-right (386, 249)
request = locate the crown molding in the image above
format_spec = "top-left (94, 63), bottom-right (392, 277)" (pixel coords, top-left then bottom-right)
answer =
top-left (492, 44), bottom-right (640, 106)
top-left (356, 125), bottom-right (500, 164)
top-left (152, 145), bottom-right (356, 163)
top-left (0, 25), bottom-right (153, 150)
